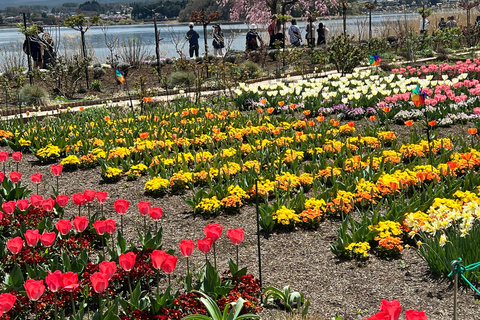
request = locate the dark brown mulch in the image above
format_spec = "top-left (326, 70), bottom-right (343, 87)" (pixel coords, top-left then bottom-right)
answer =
top-left (2, 119), bottom-right (479, 320)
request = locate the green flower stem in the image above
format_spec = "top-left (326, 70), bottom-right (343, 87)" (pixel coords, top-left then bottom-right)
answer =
top-left (186, 257), bottom-right (190, 276)
top-left (56, 176), bottom-right (59, 194)
top-left (168, 273), bottom-right (171, 288)
top-left (53, 292), bottom-right (58, 320)
top-left (70, 292), bottom-right (76, 316)
top-left (98, 293), bottom-right (103, 318)
top-left (127, 272), bottom-right (132, 296)
top-left (213, 241), bottom-right (217, 269)
top-left (121, 215), bottom-right (124, 235)
top-left (143, 215), bottom-right (147, 236)
top-left (35, 301), bottom-right (38, 320)
top-left (156, 270), bottom-right (160, 297)
top-left (236, 245), bottom-right (239, 266)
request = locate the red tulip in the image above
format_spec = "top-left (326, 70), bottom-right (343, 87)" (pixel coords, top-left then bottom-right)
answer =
top-left (405, 310), bottom-right (427, 320)
top-left (162, 255), bottom-right (178, 274)
top-left (83, 190), bottom-right (96, 203)
top-left (6, 237), bottom-right (23, 254)
top-left (2, 201), bottom-right (16, 214)
top-left (0, 293), bottom-right (17, 315)
top-left (119, 252), bottom-right (136, 272)
top-left (151, 250), bottom-right (168, 270)
top-left (55, 219), bottom-right (72, 235)
top-left (93, 220), bottom-right (107, 235)
top-left (62, 272), bottom-right (79, 292)
top-left (0, 151), bottom-right (8, 162)
top-left (24, 279), bottom-right (45, 301)
top-left (45, 270), bottom-right (63, 293)
top-left (8, 172), bottom-right (21, 183)
top-left (204, 223), bottom-right (223, 242)
top-left (72, 193), bottom-right (86, 206)
top-left (0, 212), bottom-right (3, 221)
top-left (90, 272), bottom-right (109, 293)
top-left (137, 201), bottom-right (151, 216)
top-left (73, 216), bottom-right (89, 232)
top-left (16, 199), bottom-right (29, 211)
top-left (105, 219), bottom-right (116, 234)
top-left (114, 199), bottom-right (130, 214)
top-left (0, 172), bottom-right (4, 182)
top-left (12, 152), bottom-right (22, 162)
top-left (24, 229), bottom-right (40, 247)
top-left (99, 261), bottom-right (117, 280)
top-left (227, 228), bottom-right (244, 245)
top-left (51, 164), bottom-right (63, 176)
top-left (30, 194), bottom-right (43, 208)
top-left (365, 312), bottom-right (391, 320)
top-left (40, 232), bottom-right (56, 247)
top-left (56, 195), bottom-right (69, 207)
top-left (179, 239), bottom-right (195, 257)
top-left (149, 207), bottom-right (163, 220)
top-left (30, 173), bottom-right (42, 184)
top-left (42, 198), bottom-right (55, 212)
top-left (197, 237), bottom-right (213, 254)
top-left (96, 191), bottom-right (108, 203)
top-left (380, 299), bottom-right (402, 320)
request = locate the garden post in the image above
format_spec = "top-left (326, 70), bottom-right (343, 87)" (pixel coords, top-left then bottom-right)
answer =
top-left (255, 180), bottom-right (263, 303)
top-left (451, 259), bottom-right (460, 320)
top-left (152, 10), bottom-right (162, 82)
top-left (23, 13), bottom-right (33, 85)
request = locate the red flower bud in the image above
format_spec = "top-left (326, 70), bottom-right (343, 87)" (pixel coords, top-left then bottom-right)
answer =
top-left (93, 220), bottom-right (107, 235)
top-left (31, 173), bottom-right (42, 184)
top-left (40, 232), bottom-right (56, 247)
top-left (51, 164), bottom-right (63, 176)
top-left (83, 190), bottom-right (96, 203)
top-left (61, 272), bottom-right (79, 292)
top-left (0, 293), bottom-right (16, 315)
top-left (7, 237), bottom-right (23, 254)
top-left (227, 228), bottom-right (244, 245)
top-left (90, 272), bottom-right (109, 293)
top-left (24, 279), bottom-right (45, 301)
top-left (24, 229), bottom-right (40, 247)
top-left (72, 193), bottom-right (86, 206)
top-left (119, 252), bottom-right (136, 272)
top-left (99, 261), bottom-right (117, 280)
top-left (8, 172), bottom-right (21, 183)
top-left (137, 201), bottom-right (151, 216)
top-left (45, 270), bottom-right (63, 293)
top-left (179, 239), bottom-right (195, 257)
top-left (151, 250), bottom-right (168, 270)
top-left (105, 219), bottom-right (116, 234)
top-left (0, 151), bottom-right (8, 163)
top-left (2, 201), bottom-right (16, 214)
top-left (114, 199), bottom-right (130, 214)
top-left (30, 194), bottom-right (43, 208)
top-left (73, 216), bottom-right (89, 233)
top-left (149, 207), bottom-right (163, 220)
top-left (96, 191), bottom-right (108, 203)
top-left (55, 219), bottom-right (72, 235)
top-left (162, 255), bottom-right (178, 274)
top-left (204, 223), bottom-right (223, 242)
top-left (197, 237), bottom-right (213, 254)
top-left (12, 152), bottom-right (22, 162)
top-left (56, 195), bottom-right (69, 207)
top-left (16, 199), bottom-right (30, 211)
top-left (42, 198), bottom-right (55, 212)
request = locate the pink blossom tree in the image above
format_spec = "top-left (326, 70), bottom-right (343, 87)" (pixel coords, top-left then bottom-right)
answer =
top-left (219, 0), bottom-right (335, 24)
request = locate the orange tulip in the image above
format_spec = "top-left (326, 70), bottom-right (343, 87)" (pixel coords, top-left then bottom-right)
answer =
top-left (139, 132), bottom-right (149, 139)
top-left (221, 110), bottom-right (229, 116)
top-left (369, 115), bottom-right (376, 121)
top-left (296, 131), bottom-right (303, 137)
top-left (278, 101), bottom-right (285, 107)
top-left (347, 121), bottom-right (354, 127)
top-left (428, 120), bottom-right (436, 127)
top-left (104, 116), bottom-right (110, 122)
top-left (317, 116), bottom-right (324, 122)
top-left (273, 128), bottom-right (281, 135)
top-left (303, 110), bottom-right (311, 116)
top-left (258, 108), bottom-right (263, 114)
top-left (191, 109), bottom-right (198, 114)
top-left (308, 120), bottom-right (315, 127)
top-left (331, 120), bottom-right (340, 127)
top-left (461, 153), bottom-right (473, 161)
top-left (289, 104), bottom-right (296, 110)
top-left (267, 107), bottom-right (275, 114)
top-left (468, 128), bottom-right (477, 135)
top-left (142, 97), bottom-right (152, 102)
top-left (182, 110), bottom-right (190, 117)
top-left (404, 120), bottom-right (414, 126)
top-left (260, 98), bottom-right (267, 104)
top-left (79, 107), bottom-right (85, 111)
top-left (205, 112), bottom-right (213, 119)
top-left (382, 107), bottom-right (390, 113)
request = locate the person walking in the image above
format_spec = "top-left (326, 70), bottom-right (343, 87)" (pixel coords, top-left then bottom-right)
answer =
top-left (306, 16), bottom-right (316, 47)
top-left (438, 17), bottom-right (447, 30)
top-left (273, 22), bottom-right (284, 48)
top-left (268, 15), bottom-right (277, 48)
top-left (246, 24), bottom-right (263, 51)
top-left (39, 26), bottom-right (55, 69)
top-left (288, 19), bottom-right (302, 47)
top-left (419, 14), bottom-right (430, 35)
top-left (446, 16), bottom-right (457, 28)
top-left (317, 22), bottom-right (329, 46)
top-left (186, 22), bottom-right (200, 58)
top-left (211, 24), bottom-right (225, 56)
top-left (24, 30), bottom-right (43, 69)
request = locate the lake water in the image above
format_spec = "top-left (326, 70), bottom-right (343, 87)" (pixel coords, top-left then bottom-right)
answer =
top-left (0, 12), bottom-right (420, 69)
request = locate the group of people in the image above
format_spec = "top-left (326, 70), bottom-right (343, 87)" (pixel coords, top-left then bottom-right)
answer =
top-left (185, 22), bottom-right (225, 58)
top-left (421, 15), bottom-right (458, 34)
top-left (185, 16), bottom-right (329, 58)
top-left (23, 26), bottom-right (55, 69)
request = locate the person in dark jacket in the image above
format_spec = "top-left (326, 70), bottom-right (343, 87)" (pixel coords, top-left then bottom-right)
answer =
top-left (186, 22), bottom-right (200, 58)
top-left (211, 24), bottom-right (225, 56)
top-left (246, 24), bottom-right (263, 51)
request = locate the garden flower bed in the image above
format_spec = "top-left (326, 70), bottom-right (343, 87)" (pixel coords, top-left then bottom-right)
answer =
top-left (1, 58), bottom-right (480, 319)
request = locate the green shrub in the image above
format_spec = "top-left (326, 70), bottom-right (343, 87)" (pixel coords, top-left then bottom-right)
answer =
top-left (329, 34), bottom-right (365, 76)
top-left (18, 84), bottom-right (48, 106)
top-left (238, 61), bottom-right (262, 80)
top-left (167, 71), bottom-right (195, 89)
top-left (93, 67), bottom-right (106, 79)
top-left (90, 80), bottom-right (104, 92)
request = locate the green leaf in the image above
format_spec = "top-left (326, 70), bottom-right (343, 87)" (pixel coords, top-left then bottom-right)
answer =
top-left (4, 264), bottom-right (24, 291)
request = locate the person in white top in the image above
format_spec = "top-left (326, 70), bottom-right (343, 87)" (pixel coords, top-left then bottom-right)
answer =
top-left (419, 15), bottom-right (430, 35)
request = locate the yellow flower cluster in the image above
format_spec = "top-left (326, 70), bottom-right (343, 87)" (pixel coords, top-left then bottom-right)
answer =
top-left (107, 147), bottom-right (130, 159)
top-left (228, 185), bottom-right (248, 200)
top-left (61, 155), bottom-right (80, 168)
top-left (220, 162), bottom-right (241, 175)
top-left (0, 130), bottom-right (14, 140)
top-left (219, 147), bottom-right (237, 158)
top-left (221, 195), bottom-right (243, 208)
top-left (195, 196), bottom-right (222, 213)
top-left (92, 148), bottom-right (106, 159)
top-left (125, 163), bottom-right (148, 178)
top-left (275, 172), bottom-right (302, 191)
top-left (144, 177), bottom-right (169, 193)
top-left (195, 151), bottom-right (214, 163)
top-left (368, 220), bottom-right (403, 240)
top-left (18, 138), bottom-right (31, 147)
top-left (272, 206), bottom-right (300, 225)
top-left (339, 124), bottom-right (355, 135)
top-left (242, 160), bottom-right (261, 173)
top-left (36, 144), bottom-right (61, 161)
top-left (283, 149), bottom-right (304, 163)
top-left (377, 131), bottom-right (396, 143)
top-left (103, 167), bottom-right (122, 178)
top-left (345, 242), bottom-right (370, 258)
